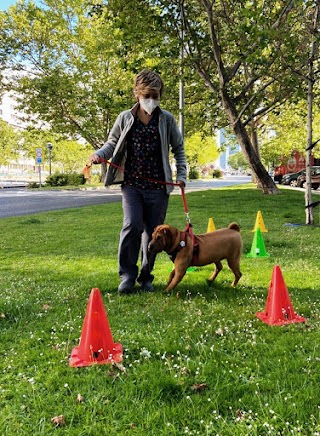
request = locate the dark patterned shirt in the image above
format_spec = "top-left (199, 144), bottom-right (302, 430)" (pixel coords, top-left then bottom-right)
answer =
top-left (123, 111), bottom-right (166, 190)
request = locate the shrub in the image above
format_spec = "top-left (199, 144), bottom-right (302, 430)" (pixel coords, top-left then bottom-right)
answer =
top-left (45, 173), bottom-right (69, 187)
top-left (188, 167), bottom-right (199, 180)
top-left (28, 182), bottom-right (40, 189)
top-left (212, 169), bottom-right (223, 178)
top-left (45, 172), bottom-right (85, 187)
top-left (67, 173), bottom-right (86, 186)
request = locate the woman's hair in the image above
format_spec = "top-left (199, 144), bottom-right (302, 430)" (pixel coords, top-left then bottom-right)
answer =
top-left (134, 69), bottom-right (164, 98)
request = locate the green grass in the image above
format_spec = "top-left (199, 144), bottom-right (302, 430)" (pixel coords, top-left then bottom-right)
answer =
top-left (1, 185), bottom-right (320, 435)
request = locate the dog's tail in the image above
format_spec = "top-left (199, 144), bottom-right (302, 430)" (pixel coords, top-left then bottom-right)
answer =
top-left (228, 222), bottom-right (240, 232)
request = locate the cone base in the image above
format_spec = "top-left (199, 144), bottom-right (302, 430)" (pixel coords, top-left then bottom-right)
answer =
top-left (69, 342), bottom-right (123, 367)
top-left (256, 311), bottom-right (306, 326)
top-left (246, 253), bottom-right (270, 258)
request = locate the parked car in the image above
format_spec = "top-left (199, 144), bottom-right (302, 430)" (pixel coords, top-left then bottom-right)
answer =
top-left (297, 166), bottom-right (320, 189)
top-left (281, 169), bottom-right (306, 187)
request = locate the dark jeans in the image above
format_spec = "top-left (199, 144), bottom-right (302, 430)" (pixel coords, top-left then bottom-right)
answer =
top-left (119, 185), bottom-right (169, 284)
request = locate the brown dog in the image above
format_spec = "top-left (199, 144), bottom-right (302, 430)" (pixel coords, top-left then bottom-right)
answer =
top-left (148, 222), bottom-right (243, 291)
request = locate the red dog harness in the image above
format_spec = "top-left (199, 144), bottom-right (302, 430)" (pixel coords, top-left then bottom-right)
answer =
top-left (168, 222), bottom-right (199, 266)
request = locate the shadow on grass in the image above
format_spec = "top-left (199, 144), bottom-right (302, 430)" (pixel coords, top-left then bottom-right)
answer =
top-left (152, 280), bottom-right (257, 304)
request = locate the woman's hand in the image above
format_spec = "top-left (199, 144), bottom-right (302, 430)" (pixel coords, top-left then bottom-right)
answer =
top-left (89, 154), bottom-right (101, 164)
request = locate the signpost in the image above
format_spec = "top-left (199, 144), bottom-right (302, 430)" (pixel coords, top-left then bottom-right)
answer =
top-left (35, 147), bottom-right (42, 188)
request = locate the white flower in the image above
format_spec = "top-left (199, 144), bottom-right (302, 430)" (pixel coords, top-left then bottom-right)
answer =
top-left (215, 327), bottom-right (224, 336)
top-left (140, 348), bottom-right (151, 359)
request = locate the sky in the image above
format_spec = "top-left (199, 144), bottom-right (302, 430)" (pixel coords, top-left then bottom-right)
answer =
top-left (0, 0), bottom-right (41, 11)
top-left (0, 0), bottom-right (18, 10)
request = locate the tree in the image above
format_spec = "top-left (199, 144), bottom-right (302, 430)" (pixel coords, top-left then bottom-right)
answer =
top-left (153, 0), bottom-right (314, 193)
top-left (259, 1), bottom-right (320, 222)
top-left (19, 128), bottom-right (92, 173)
top-left (0, 0), bottom-right (135, 148)
top-left (184, 131), bottom-right (219, 170)
top-left (259, 102), bottom-right (320, 166)
top-left (228, 152), bottom-right (250, 172)
top-left (0, 120), bottom-right (20, 164)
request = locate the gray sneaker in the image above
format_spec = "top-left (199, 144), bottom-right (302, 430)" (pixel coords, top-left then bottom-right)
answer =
top-left (139, 281), bottom-right (154, 292)
top-left (118, 279), bottom-right (135, 295)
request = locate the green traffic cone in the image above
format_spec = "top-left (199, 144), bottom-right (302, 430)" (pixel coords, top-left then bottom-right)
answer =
top-left (247, 228), bottom-right (270, 258)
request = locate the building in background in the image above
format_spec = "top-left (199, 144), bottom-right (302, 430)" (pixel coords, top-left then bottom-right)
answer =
top-left (0, 89), bottom-right (38, 180)
top-left (215, 129), bottom-right (240, 172)
top-left (0, 90), bottom-right (28, 129)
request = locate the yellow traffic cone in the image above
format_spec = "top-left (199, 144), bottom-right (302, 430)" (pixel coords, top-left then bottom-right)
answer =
top-left (207, 217), bottom-right (216, 233)
top-left (252, 210), bottom-right (268, 232)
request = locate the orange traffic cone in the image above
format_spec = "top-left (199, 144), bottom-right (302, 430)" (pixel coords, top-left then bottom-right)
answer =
top-left (207, 217), bottom-right (216, 232)
top-left (256, 266), bottom-right (306, 326)
top-left (69, 288), bottom-right (122, 367)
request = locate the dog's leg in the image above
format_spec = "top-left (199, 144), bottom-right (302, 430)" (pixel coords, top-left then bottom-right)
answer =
top-left (231, 272), bottom-right (242, 287)
top-left (208, 261), bottom-right (223, 283)
top-left (167, 268), bottom-right (175, 287)
top-left (165, 265), bottom-right (187, 292)
top-left (227, 258), bottom-right (242, 287)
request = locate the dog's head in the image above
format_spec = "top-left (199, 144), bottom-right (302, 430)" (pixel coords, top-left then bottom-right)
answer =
top-left (148, 224), bottom-right (179, 254)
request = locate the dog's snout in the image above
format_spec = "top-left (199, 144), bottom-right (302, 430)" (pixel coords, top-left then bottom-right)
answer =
top-left (148, 240), bottom-right (155, 252)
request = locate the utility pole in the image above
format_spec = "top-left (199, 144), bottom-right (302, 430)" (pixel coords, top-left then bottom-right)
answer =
top-left (179, 1), bottom-right (185, 140)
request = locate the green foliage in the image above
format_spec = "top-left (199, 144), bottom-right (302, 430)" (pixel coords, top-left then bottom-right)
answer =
top-left (0, 1), bottom-right (135, 147)
top-left (260, 101), bottom-right (320, 164)
top-left (1, 187), bottom-right (320, 434)
top-left (51, 138), bottom-right (93, 173)
top-left (188, 166), bottom-right (199, 179)
top-left (212, 168), bottom-right (222, 178)
top-left (45, 172), bottom-right (85, 186)
top-left (67, 172), bottom-right (86, 186)
top-left (228, 151), bottom-right (250, 171)
top-left (27, 181), bottom-right (40, 188)
top-left (1, 0), bottom-right (320, 193)
top-left (185, 132), bottom-right (219, 168)
top-left (45, 173), bottom-right (69, 186)
top-left (0, 119), bottom-right (20, 164)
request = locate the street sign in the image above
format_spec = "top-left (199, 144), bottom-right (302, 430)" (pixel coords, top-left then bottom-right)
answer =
top-left (35, 147), bottom-right (43, 164)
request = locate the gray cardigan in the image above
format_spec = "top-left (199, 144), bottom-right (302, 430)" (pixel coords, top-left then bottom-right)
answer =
top-left (94, 103), bottom-right (187, 194)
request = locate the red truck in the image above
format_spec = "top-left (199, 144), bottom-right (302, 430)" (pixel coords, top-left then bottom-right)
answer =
top-left (273, 150), bottom-right (320, 183)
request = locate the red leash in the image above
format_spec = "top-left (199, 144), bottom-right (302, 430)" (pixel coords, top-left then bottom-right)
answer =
top-left (89, 158), bottom-right (198, 259)
top-left (93, 157), bottom-right (189, 213)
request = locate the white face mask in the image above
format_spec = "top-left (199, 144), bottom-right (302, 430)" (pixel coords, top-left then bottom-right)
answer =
top-left (139, 98), bottom-right (159, 115)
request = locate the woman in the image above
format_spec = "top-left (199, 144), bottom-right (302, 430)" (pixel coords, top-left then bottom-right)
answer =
top-left (90, 69), bottom-right (187, 294)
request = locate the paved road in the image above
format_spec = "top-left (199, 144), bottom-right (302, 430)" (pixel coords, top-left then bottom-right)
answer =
top-left (0, 176), bottom-right (251, 218)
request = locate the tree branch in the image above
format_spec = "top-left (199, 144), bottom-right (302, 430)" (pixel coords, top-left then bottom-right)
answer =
top-left (227, 0), bottom-right (296, 82)
top-left (233, 79), bottom-right (275, 126)
top-left (243, 97), bottom-right (288, 127)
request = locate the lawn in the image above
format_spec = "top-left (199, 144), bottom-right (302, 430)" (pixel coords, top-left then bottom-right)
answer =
top-left (1, 185), bottom-right (320, 435)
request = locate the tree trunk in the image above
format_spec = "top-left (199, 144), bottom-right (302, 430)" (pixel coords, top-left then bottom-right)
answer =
top-left (250, 123), bottom-right (260, 185)
top-left (251, 127), bottom-right (260, 158)
top-left (304, 1), bottom-right (319, 225)
top-left (221, 89), bottom-right (279, 194)
top-left (305, 77), bottom-right (314, 224)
